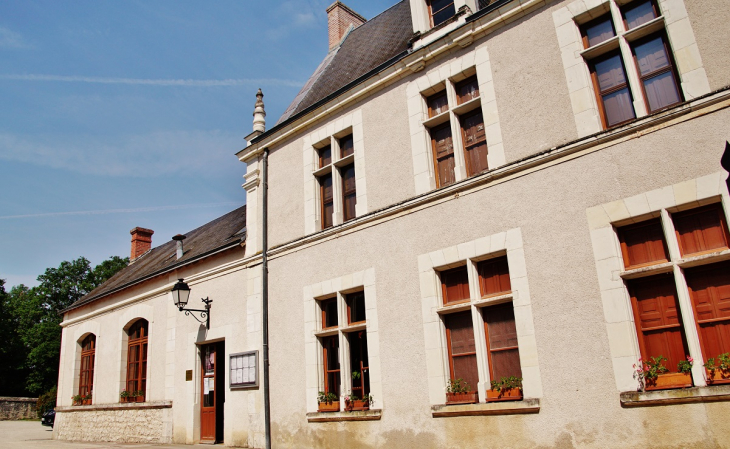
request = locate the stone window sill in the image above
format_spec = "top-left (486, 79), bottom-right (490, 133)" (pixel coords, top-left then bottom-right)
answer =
top-left (307, 409), bottom-right (382, 422)
top-left (56, 400), bottom-right (172, 412)
top-left (620, 385), bottom-right (730, 408)
top-left (431, 398), bottom-right (540, 417)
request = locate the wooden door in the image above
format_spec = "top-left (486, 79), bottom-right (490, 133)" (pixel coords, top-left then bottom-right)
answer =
top-left (200, 344), bottom-right (217, 443)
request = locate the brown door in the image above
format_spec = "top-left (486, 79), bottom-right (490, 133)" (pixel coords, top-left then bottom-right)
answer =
top-left (200, 342), bottom-right (224, 443)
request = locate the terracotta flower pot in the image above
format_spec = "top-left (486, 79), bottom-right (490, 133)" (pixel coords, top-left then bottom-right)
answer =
top-left (121, 395), bottom-right (145, 403)
top-left (345, 399), bottom-right (370, 411)
top-left (81, 399), bottom-right (92, 405)
top-left (486, 388), bottom-right (523, 402)
top-left (706, 368), bottom-right (730, 384)
top-left (445, 392), bottom-right (478, 405)
top-left (645, 372), bottom-right (693, 391)
top-left (318, 401), bottom-right (340, 412)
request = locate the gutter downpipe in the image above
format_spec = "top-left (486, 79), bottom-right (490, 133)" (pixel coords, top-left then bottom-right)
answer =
top-left (262, 147), bottom-right (271, 449)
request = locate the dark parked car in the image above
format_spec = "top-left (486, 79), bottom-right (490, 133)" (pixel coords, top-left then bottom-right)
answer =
top-left (41, 409), bottom-right (55, 428)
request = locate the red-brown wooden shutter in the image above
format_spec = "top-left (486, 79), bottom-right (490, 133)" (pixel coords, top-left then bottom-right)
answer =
top-left (461, 110), bottom-right (488, 176)
top-left (79, 335), bottom-right (96, 398)
top-left (477, 256), bottom-right (511, 298)
top-left (126, 320), bottom-right (148, 398)
top-left (444, 311), bottom-right (478, 391)
top-left (427, 91), bottom-right (449, 117)
top-left (318, 145), bottom-right (332, 168)
top-left (618, 218), bottom-right (669, 269)
top-left (628, 274), bottom-right (689, 371)
top-left (483, 303), bottom-right (522, 381)
top-left (441, 266), bottom-right (470, 305)
top-left (341, 163), bottom-right (356, 222)
top-left (319, 174), bottom-right (333, 229)
top-left (339, 135), bottom-right (354, 158)
top-left (431, 123), bottom-right (455, 187)
top-left (673, 203), bottom-right (730, 257)
top-left (686, 261), bottom-right (730, 361)
top-left (456, 76), bottom-right (479, 105)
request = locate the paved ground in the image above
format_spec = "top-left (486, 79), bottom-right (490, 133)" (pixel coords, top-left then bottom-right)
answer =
top-left (0, 421), bottom-right (213, 449)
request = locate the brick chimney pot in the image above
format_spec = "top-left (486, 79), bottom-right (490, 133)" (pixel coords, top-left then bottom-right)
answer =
top-left (326, 1), bottom-right (365, 50)
top-left (130, 227), bottom-right (154, 261)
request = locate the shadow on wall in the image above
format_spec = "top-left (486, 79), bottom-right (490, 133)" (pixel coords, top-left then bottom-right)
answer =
top-left (722, 141), bottom-right (730, 192)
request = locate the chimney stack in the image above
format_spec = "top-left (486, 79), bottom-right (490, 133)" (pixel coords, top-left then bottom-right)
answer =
top-left (130, 227), bottom-right (154, 261)
top-left (326, 2), bottom-right (365, 50)
top-left (172, 234), bottom-right (186, 260)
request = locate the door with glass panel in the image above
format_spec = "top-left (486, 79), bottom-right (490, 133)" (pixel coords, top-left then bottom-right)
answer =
top-left (200, 342), bottom-right (224, 443)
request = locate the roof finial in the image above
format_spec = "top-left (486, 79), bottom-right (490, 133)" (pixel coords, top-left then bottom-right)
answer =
top-left (253, 88), bottom-right (266, 133)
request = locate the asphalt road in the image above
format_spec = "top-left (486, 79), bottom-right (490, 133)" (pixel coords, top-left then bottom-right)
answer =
top-left (0, 421), bottom-right (210, 449)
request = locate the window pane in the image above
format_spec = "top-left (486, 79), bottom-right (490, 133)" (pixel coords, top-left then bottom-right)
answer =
top-left (490, 348), bottom-right (522, 380)
top-left (643, 71), bottom-right (681, 112)
top-left (624, 1), bottom-right (657, 30)
top-left (584, 18), bottom-right (615, 48)
top-left (430, 0), bottom-right (455, 27)
top-left (686, 262), bottom-right (730, 359)
top-left (427, 92), bottom-right (449, 117)
top-left (347, 291), bottom-right (366, 324)
top-left (618, 218), bottom-right (669, 268)
top-left (456, 76), bottom-right (479, 104)
top-left (349, 331), bottom-right (370, 396)
top-left (603, 88), bottom-right (636, 126)
top-left (485, 303), bottom-right (518, 350)
top-left (595, 54), bottom-right (627, 91)
top-left (339, 135), bottom-right (354, 158)
top-left (320, 174), bottom-right (333, 229)
top-left (441, 266), bottom-right (469, 304)
top-left (452, 354), bottom-right (479, 391)
top-left (673, 204), bottom-right (730, 256)
top-left (446, 311), bottom-right (476, 355)
top-left (478, 257), bottom-right (511, 297)
top-left (635, 37), bottom-right (670, 76)
top-left (322, 298), bottom-right (338, 328)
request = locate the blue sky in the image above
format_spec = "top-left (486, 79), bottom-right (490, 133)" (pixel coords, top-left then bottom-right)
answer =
top-left (0, 0), bottom-right (397, 288)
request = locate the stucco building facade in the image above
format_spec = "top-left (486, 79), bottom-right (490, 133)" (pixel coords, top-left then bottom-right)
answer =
top-left (55, 0), bottom-right (730, 447)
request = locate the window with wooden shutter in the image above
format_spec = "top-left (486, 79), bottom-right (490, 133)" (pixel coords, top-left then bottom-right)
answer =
top-left (618, 218), bottom-right (669, 269)
top-left (672, 203), bottom-right (730, 257)
top-left (441, 266), bottom-right (470, 305)
top-left (477, 256), bottom-right (511, 298)
top-left (79, 334), bottom-right (96, 399)
top-left (622, 0), bottom-right (658, 30)
top-left (341, 163), bottom-right (356, 222)
top-left (339, 135), bottom-right (354, 158)
top-left (348, 331), bottom-right (370, 398)
top-left (590, 52), bottom-right (636, 128)
top-left (318, 145), bottom-right (332, 168)
top-left (483, 302), bottom-right (522, 381)
top-left (431, 123), bottom-right (455, 187)
top-left (686, 261), bottom-right (730, 366)
top-left (427, 91), bottom-right (449, 118)
top-left (444, 311), bottom-right (478, 392)
top-left (628, 274), bottom-right (689, 372)
top-left (126, 319), bottom-right (148, 399)
top-left (319, 174), bottom-right (333, 229)
top-left (461, 110), bottom-right (488, 177)
top-left (322, 336), bottom-right (340, 396)
top-left (580, 15), bottom-right (616, 49)
top-left (456, 76), bottom-right (479, 105)
top-left (346, 291), bottom-right (366, 325)
top-left (632, 34), bottom-right (682, 113)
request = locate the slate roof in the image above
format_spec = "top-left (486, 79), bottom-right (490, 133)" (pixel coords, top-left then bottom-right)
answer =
top-left (64, 204), bottom-right (247, 313)
top-left (276, 0), bottom-right (414, 124)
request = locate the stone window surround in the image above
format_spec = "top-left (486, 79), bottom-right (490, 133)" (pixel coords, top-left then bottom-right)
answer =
top-left (407, 42), bottom-right (506, 195)
top-left (118, 304), bottom-right (154, 401)
top-left (553, 0), bottom-right (711, 138)
top-left (303, 110), bottom-right (368, 235)
top-left (586, 171), bottom-right (730, 393)
top-left (417, 228), bottom-right (543, 406)
top-left (303, 268), bottom-right (382, 415)
top-left (70, 321), bottom-right (101, 406)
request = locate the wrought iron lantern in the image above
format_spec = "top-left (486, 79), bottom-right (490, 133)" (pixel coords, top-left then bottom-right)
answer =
top-left (171, 279), bottom-right (212, 329)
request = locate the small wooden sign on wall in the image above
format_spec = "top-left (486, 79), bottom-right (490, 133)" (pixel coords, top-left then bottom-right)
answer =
top-left (185, 370), bottom-right (193, 381)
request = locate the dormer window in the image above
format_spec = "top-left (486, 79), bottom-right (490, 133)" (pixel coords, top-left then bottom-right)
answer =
top-left (428, 0), bottom-right (455, 27)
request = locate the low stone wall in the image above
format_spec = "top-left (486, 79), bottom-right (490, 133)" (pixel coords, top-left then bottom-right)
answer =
top-left (53, 401), bottom-right (173, 444)
top-left (0, 397), bottom-right (38, 420)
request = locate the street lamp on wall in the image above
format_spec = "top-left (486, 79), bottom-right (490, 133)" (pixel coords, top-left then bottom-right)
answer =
top-left (171, 279), bottom-right (212, 329)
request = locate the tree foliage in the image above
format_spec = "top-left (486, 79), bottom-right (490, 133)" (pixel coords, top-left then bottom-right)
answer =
top-left (1, 255), bottom-right (128, 396)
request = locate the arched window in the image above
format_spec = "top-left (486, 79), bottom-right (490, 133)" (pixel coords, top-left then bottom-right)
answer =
top-left (126, 319), bottom-right (148, 400)
top-left (79, 334), bottom-right (96, 400)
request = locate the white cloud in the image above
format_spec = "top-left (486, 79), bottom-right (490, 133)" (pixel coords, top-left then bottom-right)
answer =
top-left (0, 129), bottom-right (244, 177)
top-left (0, 74), bottom-right (303, 88)
top-left (0, 26), bottom-right (30, 49)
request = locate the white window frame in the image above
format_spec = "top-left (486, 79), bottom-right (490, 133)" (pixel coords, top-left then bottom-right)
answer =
top-left (407, 43), bottom-right (505, 195)
top-left (303, 268), bottom-right (381, 413)
top-left (553, 0), bottom-right (711, 137)
top-left (587, 171), bottom-right (730, 392)
top-left (418, 228), bottom-right (542, 405)
top-left (303, 110), bottom-right (367, 235)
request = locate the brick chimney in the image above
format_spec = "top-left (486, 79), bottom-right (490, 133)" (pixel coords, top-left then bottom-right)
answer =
top-left (130, 227), bottom-right (154, 261)
top-left (326, 1), bottom-right (365, 50)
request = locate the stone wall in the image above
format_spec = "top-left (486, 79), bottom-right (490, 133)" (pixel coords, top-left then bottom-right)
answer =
top-left (0, 397), bottom-right (37, 420)
top-left (53, 402), bottom-right (172, 444)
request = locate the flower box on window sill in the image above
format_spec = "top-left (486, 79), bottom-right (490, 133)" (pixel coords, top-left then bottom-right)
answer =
top-left (646, 372), bottom-right (693, 391)
top-left (317, 402), bottom-right (340, 412)
top-left (345, 400), bottom-right (370, 411)
top-left (706, 369), bottom-right (730, 385)
top-left (121, 396), bottom-right (145, 403)
top-left (73, 400), bottom-right (92, 406)
top-left (446, 392), bottom-right (478, 405)
top-left (486, 388), bottom-right (523, 402)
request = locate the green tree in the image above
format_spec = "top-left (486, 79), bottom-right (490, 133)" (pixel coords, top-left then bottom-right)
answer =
top-left (0, 279), bottom-right (30, 396)
top-left (7, 255), bottom-right (129, 395)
